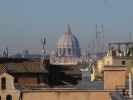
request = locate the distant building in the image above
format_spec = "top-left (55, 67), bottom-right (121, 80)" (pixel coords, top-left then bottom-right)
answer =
top-left (0, 26), bottom-right (132, 100)
top-left (50, 24), bottom-right (81, 65)
top-left (0, 73), bottom-right (20, 100)
top-left (22, 50), bottom-right (30, 58)
top-left (97, 42), bottom-right (133, 73)
top-left (0, 59), bottom-right (130, 100)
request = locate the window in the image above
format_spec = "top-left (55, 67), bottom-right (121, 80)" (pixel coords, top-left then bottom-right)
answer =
top-left (6, 95), bottom-right (12, 100)
top-left (14, 78), bottom-right (18, 83)
top-left (63, 48), bottom-right (66, 56)
top-left (68, 48), bottom-right (71, 55)
top-left (73, 48), bottom-right (75, 56)
top-left (122, 61), bottom-right (126, 65)
top-left (1, 77), bottom-right (6, 90)
top-left (107, 61), bottom-right (110, 65)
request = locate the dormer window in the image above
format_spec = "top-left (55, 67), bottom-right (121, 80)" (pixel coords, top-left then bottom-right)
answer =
top-left (1, 77), bottom-right (6, 90)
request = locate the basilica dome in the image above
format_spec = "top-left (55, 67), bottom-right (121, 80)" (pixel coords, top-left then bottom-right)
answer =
top-left (57, 25), bottom-right (81, 57)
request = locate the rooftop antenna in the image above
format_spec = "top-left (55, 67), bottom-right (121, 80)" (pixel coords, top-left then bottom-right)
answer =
top-left (96, 24), bottom-right (98, 39)
top-left (95, 24), bottom-right (98, 53)
top-left (2, 46), bottom-right (8, 57)
top-left (95, 24), bottom-right (102, 53)
top-left (101, 24), bottom-right (105, 51)
top-left (40, 34), bottom-right (46, 66)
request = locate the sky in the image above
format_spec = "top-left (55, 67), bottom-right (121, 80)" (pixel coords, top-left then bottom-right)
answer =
top-left (0, 0), bottom-right (133, 54)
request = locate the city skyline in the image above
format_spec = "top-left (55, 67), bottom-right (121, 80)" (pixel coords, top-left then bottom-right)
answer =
top-left (0, 0), bottom-right (133, 54)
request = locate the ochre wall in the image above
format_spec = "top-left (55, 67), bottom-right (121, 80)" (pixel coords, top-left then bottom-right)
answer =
top-left (18, 77), bottom-right (38, 85)
top-left (112, 58), bottom-right (133, 67)
top-left (22, 90), bottom-right (112, 100)
top-left (0, 90), bottom-right (20, 100)
top-left (0, 73), bottom-right (20, 100)
top-left (97, 56), bottom-right (113, 73)
top-left (104, 67), bottom-right (127, 90)
top-left (97, 55), bottom-right (132, 73)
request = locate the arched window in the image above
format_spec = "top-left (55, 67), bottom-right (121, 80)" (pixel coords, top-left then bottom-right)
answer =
top-left (68, 48), bottom-right (71, 55)
top-left (1, 77), bottom-right (6, 90)
top-left (122, 61), bottom-right (126, 65)
top-left (6, 95), bottom-right (12, 100)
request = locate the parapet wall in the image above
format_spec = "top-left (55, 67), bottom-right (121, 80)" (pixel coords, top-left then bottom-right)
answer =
top-left (104, 66), bottom-right (127, 90)
top-left (22, 90), bottom-right (114, 100)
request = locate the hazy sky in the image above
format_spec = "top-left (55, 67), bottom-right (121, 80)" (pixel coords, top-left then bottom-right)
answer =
top-left (0, 0), bottom-right (133, 54)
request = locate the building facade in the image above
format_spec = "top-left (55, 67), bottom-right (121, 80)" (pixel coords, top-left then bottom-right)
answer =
top-left (0, 65), bottom-right (129, 100)
top-left (97, 42), bottom-right (133, 73)
top-left (0, 73), bottom-right (20, 100)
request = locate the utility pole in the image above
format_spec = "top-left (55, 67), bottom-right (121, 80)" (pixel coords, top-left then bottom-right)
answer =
top-left (101, 24), bottom-right (105, 52)
top-left (95, 24), bottom-right (99, 54)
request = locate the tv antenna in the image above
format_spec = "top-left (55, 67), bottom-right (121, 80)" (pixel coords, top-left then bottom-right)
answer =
top-left (41, 35), bottom-right (46, 50)
top-left (40, 34), bottom-right (47, 65)
top-left (2, 46), bottom-right (8, 57)
top-left (94, 24), bottom-right (105, 53)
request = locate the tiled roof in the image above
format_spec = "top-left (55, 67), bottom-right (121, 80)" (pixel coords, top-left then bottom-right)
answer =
top-left (0, 57), bottom-right (29, 63)
top-left (2, 61), bottom-right (47, 73)
top-left (0, 60), bottom-right (82, 75)
top-left (76, 80), bottom-right (104, 90)
top-left (49, 64), bottom-right (82, 75)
